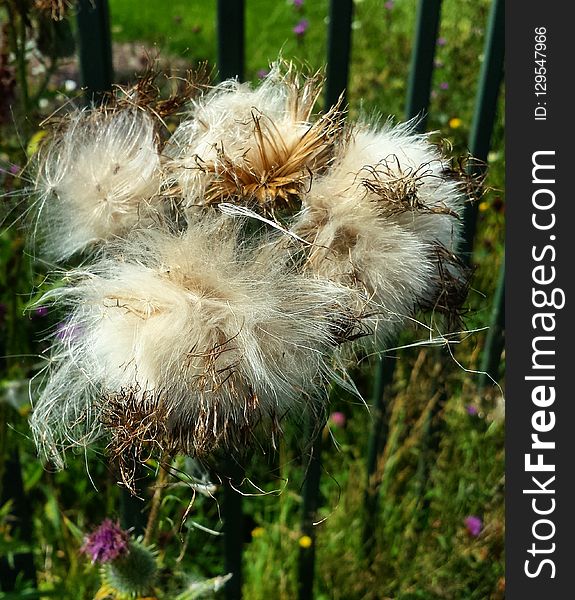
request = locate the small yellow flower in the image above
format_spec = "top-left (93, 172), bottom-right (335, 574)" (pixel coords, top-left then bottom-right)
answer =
top-left (479, 201), bottom-right (489, 212)
top-left (298, 535), bottom-right (313, 548)
top-left (251, 526), bottom-right (265, 538)
top-left (448, 117), bottom-right (462, 129)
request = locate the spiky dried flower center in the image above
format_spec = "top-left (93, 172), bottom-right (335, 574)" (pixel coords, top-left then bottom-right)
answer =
top-left (360, 158), bottom-right (459, 218)
top-left (198, 95), bottom-right (344, 217)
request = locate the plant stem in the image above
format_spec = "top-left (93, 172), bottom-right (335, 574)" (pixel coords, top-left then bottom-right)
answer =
top-left (143, 457), bottom-right (170, 546)
top-left (5, 0), bottom-right (30, 114)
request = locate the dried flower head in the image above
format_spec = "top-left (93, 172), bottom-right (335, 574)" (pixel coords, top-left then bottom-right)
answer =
top-left (288, 120), bottom-right (466, 342)
top-left (27, 63), bottom-right (472, 479)
top-left (32, 107), bottom-right (164, 261)
top-left (109, 62), bottom-right (211, 120)
top-left (30, 216), bottom-right (354, 473)
top-left (165, 63), bottom-right (344, 218)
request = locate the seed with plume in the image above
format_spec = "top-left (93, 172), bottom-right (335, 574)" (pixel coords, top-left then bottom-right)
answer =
top-left (30, 216), bottom-right (355, 478)
top-left (288, 119), bottom-right (466, 342)
top-left (164, 63), bottom-right (343, 218)
top-left (27, 62), bottom-right (471, 480)
top-left (32, 107), bottom-right (164, 261)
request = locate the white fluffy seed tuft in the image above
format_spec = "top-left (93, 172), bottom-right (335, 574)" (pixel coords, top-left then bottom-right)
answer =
top-left (25, 65), bottom-right (472, 473)
top-left (164, 64), bottom-right (341, 215)
top-left (30, 217), bottom-right (353, 467)
top-left (32, 108), bottom-right (164, 261)
top-left (289, 120), bottom-right (465, 343)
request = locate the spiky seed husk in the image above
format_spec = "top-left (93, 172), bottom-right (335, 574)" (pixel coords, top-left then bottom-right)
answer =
top-left (164, 63), bottom-right (345, 218)
top-left (101, 540), bottom-right (158, 598)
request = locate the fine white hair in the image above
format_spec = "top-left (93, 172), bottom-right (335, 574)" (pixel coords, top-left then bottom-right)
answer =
top-left (30, 216), bottom-right (354, 468)
top-left (32, 107), bottom-right (164, 261)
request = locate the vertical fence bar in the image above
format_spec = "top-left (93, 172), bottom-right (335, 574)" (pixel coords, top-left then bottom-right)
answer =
top-left (222, 460), bottom-right (245, 600)
top-left (297, 432), bottom-right (323, 600)
top-left (325, 0), bottom-right (353, 108)
top-left (461, 0), bottom-right (505, 388)
top-left (76, 0), bottom-right (114, 103)
top-left (405, 0), bottom-right (443, 128)
top-left (362, 0), bottom-right (443, 557)
top-left (217, 0), bottom-right (245, 82)
top-left (119, 478), bottom-right (147, 536)
top-left (479, 259), bottom-right (505, 388)
top-left (0, 445), bottom-right (37, 590)
top-left (361, 357), bottom-right (394, 557)
top-left (297, 5), bottom-right (353, 596)
top-left (215, 4), bottom-right (246, 597)
top-left (461, 0), bottom-right (504, 260)
top-left (77, 0), bottom-right (149, 534)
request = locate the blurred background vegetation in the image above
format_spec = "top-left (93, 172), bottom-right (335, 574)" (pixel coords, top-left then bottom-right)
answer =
top-left (0, 0), bottom-right (504, 598)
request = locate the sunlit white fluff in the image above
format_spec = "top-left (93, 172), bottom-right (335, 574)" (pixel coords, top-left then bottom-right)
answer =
top-left (343, 120), bottom-right (463, 247)
top-left (30, 217), bottom-right (353, 467)
top-left (164, 64), bottom-right (339, 214)
top-left (33, 108), bottom-right (164, 261)
top-left (289, 120), bottom-right (464, 342)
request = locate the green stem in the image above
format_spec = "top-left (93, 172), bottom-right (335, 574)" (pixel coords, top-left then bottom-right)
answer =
top-left (6, 0), bottom-right (30, 114)
top-left (143, 458), bottom-right (170, 546)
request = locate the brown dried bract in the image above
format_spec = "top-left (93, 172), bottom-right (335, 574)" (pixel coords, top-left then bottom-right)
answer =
top-left (420, 243), bottom-right (473, 329)
top-left (199, 98), bottom-right (346, 218)
top-left (360, 158), bottom-right (460, 219)
top-left (442, 151), bottom-right (489, 205)
top-left (100, 389), bottom-right (175, 494)
top-left (111, 62), bottom-right (212, 120)
top-left (34, 0), bottom-right (69, 20)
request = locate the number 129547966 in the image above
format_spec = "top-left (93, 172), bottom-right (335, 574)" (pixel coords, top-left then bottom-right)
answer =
top-left (534, 26), bottom-right (547, 121)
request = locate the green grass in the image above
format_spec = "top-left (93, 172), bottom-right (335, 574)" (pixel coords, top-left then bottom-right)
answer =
top-left (1, 0), bottom-right (504, 598)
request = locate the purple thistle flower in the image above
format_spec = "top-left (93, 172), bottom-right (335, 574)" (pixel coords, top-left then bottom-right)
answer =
top-left (293, 19), bottom-right (309, 37)
top-left (466, 404), bottom-right (478, 416)
top-left (257, 68), bottom-right (270, 80)
top-left (81, 519), bottom-right (130, 564)
top-left (439, 81), bottom-right (449, 90)
top-left (464, 515), bottom-right (483, 537)
top-left (293, 0), bottom-right (304, 8)
top-left (9, 164), bottom-right (21, 175)
top-left (384, 1), bottom-right (394, 9)
top-left (437, 36), bottom-right (447, 46)
top-left (330, 411), bottom-right (346, 428)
